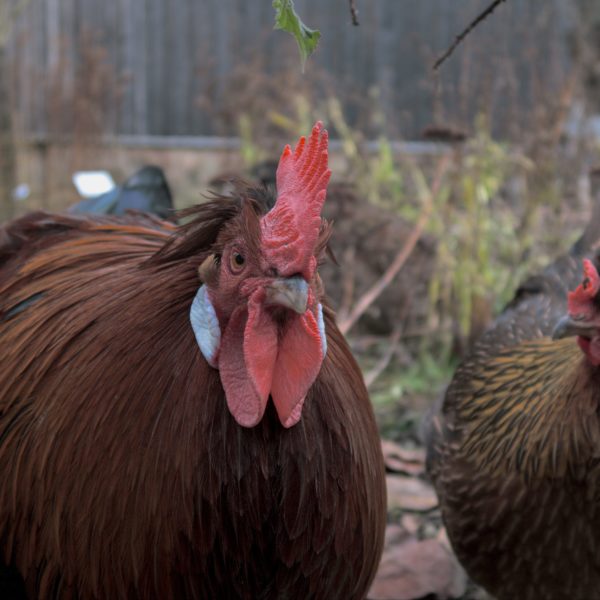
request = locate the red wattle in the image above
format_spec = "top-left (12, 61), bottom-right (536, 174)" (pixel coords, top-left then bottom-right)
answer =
top-left (270, 308), bottom-right (324, 428)
top-left (244, 293), bottom-right (279, 404)
top-left (219, 292), bottom-right (325, 429)
top-left (578, 335), bottom-right (600, 366)
top-left (219, 306), bottom-right (269, 427)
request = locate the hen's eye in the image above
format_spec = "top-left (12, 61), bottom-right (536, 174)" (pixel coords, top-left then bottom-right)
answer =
top-left (229, 251), bottom-right (245, 272)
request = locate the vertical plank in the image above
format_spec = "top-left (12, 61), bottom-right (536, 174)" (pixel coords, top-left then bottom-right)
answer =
top-left (132, 0), bottom-right (147, 135)
top-left (146, 0), bottom-right (165, 134)
top-left (188, 0), bottom-right (206, 135)
top-left (44, 0), bottom-right (58, 135)
top-left (46, 0), bottom-right (60, 71)
top-left (101, 0), bottom-right (120, 134)
top-left (214, 0), bottom-right (230, 96)
top-left (117, 0), bottom-right (133, 134)
top-left (166, 0), bottom-right (189, 135)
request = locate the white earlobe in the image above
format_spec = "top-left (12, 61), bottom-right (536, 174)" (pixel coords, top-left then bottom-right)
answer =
top-left (190, 285), bottom-right (221, 368)
top-left (316, 303), bottom-right (327, 357)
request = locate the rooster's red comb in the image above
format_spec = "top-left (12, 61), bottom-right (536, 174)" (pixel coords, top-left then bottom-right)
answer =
top-left (568, 259), bottom-right (600, 317)
top-left (260, 122), bottom-right (331, 280)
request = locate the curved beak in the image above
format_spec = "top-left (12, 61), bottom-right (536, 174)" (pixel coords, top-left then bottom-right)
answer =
top-left (552, 314), bottom-right (598, 340)
top-left (264, 276), bottom-right (309, 314)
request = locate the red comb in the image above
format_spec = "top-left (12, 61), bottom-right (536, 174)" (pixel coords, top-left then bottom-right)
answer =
top-left (567, 259), bottom-right (600, 316)
top-left (260, 121), bottom-right (331, 280)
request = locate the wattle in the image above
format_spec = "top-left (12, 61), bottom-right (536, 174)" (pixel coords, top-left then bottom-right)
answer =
top-left (578, 335), bottom-right (600, 367)
top-left (218, 292), bottom-right (325, 428)
top-left (219, 305), bottom-right (269, 427)
top-left (270, 309), bottom-right (324, 427)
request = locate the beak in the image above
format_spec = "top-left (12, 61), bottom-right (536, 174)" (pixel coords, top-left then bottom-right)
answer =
top-left (264, 276), bottom-right (309, 314)
top-left (552, 314), bottom-right (598, 340)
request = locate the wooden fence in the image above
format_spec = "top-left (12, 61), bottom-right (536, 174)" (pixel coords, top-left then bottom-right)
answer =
top-left (6, 0), bottom-right (575, 140)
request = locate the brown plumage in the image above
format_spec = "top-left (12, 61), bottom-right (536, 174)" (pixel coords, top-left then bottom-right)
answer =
top-left (0, 180), bottom-right (385, 597)
top-left (426, 200), bottom-right (600, 600)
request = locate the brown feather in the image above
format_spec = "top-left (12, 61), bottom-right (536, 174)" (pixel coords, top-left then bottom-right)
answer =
top-left (0, 195), bottom-right (386, 599)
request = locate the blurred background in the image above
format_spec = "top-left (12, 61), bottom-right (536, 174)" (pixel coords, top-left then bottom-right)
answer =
top-left (2, 0), bottom-right (600, 596)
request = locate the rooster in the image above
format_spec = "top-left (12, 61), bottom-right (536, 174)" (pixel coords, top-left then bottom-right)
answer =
top-left (0, 123), bottom-right (386, 599)
top-left (426, 200), bottom-right (600, 600)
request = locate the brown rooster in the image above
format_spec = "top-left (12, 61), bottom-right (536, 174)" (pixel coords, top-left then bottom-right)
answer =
top-left (427, 202), bottom-right (600, 599)
top-left (0, 123), bottom-right (386, 599)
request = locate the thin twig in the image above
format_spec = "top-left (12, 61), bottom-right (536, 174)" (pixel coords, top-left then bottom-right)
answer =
top-left (338, 154), bottom-right (452, 336)
top-left (433, 0), bottom-right (507, 71)
top-left (349, 0), bottom-right (359, 26)
top-left (337, 245), bottom-right (356, 323)
top-left (364, 328), bottom-right (403, 389)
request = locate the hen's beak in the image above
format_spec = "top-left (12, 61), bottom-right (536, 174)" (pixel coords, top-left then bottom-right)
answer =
top-left (265, 276), bottom-right (309, 314)
top-left (552, 315), bottom-right (598, 340)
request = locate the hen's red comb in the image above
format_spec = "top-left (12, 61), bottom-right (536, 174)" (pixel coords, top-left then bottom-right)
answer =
top-left (568, 259), bottom-right (600, 316)
top-left (260, 121), bottom-right (331, 280)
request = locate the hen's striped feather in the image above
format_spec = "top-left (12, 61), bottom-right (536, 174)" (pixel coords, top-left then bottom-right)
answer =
top-left (0, 199), bottom-right (385, 599)
top-left (427, 198), bottom-right (600, 599)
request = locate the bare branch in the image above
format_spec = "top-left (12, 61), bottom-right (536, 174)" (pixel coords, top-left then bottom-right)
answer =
top-left (338, 154), bottom-right (451, 336)
top-left (349, 0), bottom-right (359, 26)
top-left (433, 0), bottom-right (507, 71)
top-left (337, 245), bottom-right (357, 323)
top-left (364, 328), bottom-right (403, 389)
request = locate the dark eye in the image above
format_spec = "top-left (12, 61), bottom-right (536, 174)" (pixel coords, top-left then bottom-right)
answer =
top-left (229, 250), bottom-right (245, 273)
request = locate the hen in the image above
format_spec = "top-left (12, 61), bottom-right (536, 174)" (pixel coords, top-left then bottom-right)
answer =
top-left (426, 200), bottom-right (600, 600)
top-left (0, 123), bottom-right (386, 599)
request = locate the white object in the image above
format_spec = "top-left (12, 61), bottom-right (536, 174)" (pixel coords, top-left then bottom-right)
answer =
top-left (190, 285), bottom-right (221, 368)
top-left (12, 183), bottom-right (30, 201)
top-left (72, 171), bottom-right (116, 198)
top-left (317, 303), bottom-right (327, 357)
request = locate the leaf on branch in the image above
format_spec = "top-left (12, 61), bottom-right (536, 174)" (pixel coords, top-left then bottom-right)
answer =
top-left (273, 0), bottom-right (321, 71)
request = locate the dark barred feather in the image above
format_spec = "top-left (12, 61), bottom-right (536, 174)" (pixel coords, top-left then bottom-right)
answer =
top-left (0, 199), bottom-right (385, 599)
top-left (426, 204), bottom-right (600, 599)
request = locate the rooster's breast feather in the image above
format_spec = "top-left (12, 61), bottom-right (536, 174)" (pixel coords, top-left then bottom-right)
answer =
top-left (0, 207), bottom-right (386, 599)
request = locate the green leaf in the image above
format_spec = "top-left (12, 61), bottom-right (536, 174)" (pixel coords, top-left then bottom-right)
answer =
top-left (273, 0), bottom-right (321, 70)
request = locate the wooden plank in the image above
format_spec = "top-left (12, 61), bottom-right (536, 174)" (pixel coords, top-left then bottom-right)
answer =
top-left (132, 0), bottom-right (147, 135)
top-left (101, 0), bottom-right (120, 134)
top-left (187, 0), bottom-right (204, 135)
top-left (168, 0), bottom-right (189, 135)
top-left (46, 0), bottom-right (60, 72)
top-left (31, 0), bottom-right (46, 134)
top-left (117, 0), bottom-right (134, 134)
top-left (187, 0), bottom-right (208, 135)
top-left (146, 0), bottom-right (165, 134)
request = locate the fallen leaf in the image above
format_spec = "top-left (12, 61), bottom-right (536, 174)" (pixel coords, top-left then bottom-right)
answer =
top-left (383, 523), bottom-right (411, 547)
top-left (400, 514), bottom-right (421, 536)
top-left (381, 440), bottom-right (426, 476)
top-left (386, 475), bottom-right (438, 512)
top-left (369, 535), bottom-right (467, 600)
top-left (437, 525), bottom-right (452, 548)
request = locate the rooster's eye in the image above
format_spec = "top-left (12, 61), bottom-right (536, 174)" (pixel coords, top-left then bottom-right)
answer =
top-left (229, 251), bottom-right (245, 273)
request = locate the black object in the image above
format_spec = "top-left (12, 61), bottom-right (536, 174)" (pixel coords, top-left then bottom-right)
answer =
top-left (70, 166), bottom-right (174, 220)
